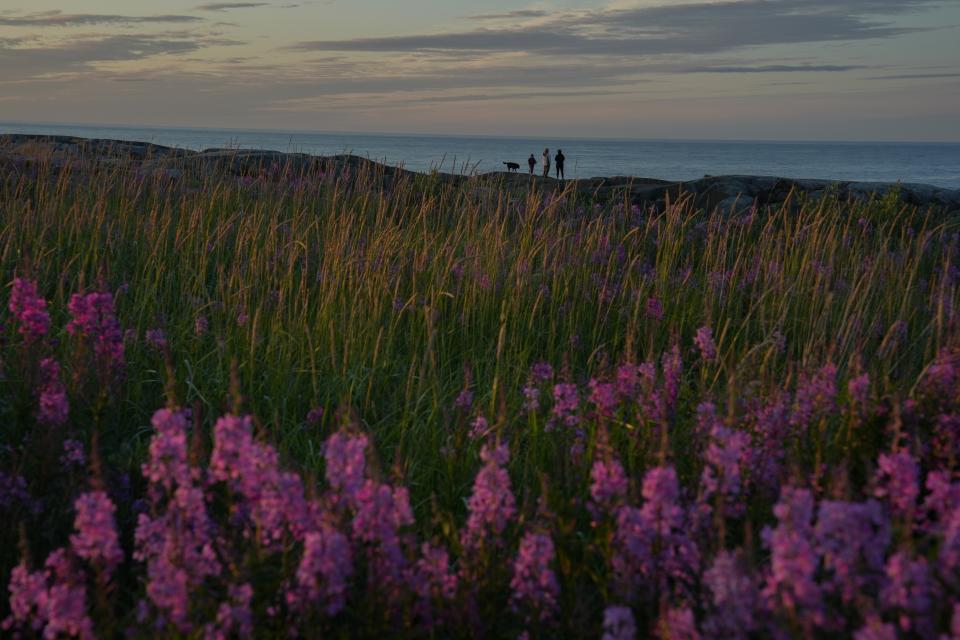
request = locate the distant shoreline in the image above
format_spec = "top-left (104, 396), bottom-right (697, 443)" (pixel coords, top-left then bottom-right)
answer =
top-left (2, 132), bottom-right (959, 213)
top-left (1, 124), bottom-right (958, 188)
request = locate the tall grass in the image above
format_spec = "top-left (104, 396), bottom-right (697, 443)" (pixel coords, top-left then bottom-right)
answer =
top-left (1, 152), bottom-right (958, 637)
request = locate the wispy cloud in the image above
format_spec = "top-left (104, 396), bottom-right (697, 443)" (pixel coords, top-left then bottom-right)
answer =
top-left (866, 72), bottom-right (960, 80)
top-left (467, 9), bottom-right (550, 20)
top-left (0, 10), bottom-right (202, 27)
top-left (0, 33), bottom-right (237, 81)
top-left (685, 64), bottom-right (866, 73)
top-left (195, 3), bottom-right (269, 11)
top-left (294, 0), bottom-right (940, 56)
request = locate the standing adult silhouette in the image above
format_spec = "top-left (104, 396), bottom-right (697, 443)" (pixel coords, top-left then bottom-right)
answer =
top-left (555, 149), bottom-right (566, 180)
top-left (542, 148), bottom-right (551, 178)
top-left (528, 153), bottom-right (537, 175)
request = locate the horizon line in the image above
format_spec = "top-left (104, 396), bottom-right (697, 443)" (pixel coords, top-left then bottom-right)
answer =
top-left (2, 119), bottom-right (959, 147)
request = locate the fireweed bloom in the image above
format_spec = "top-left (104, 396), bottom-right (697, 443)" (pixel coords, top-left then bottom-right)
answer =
top-left (67, 290), bottom-right (125, 377)
top-left (134, 487), bottom-right (221, 631)
top-left (323, 431), bottom-right (368, 501)
top-left (8, 277), bottom-right (50, 342)
top-left (589, 453), bottom-right (629, 517)
top-left (142, 408), bottom-right (191, 493)
top-left (207, 583), bottom-right (254, 639)
top-left (4, 563), bottom-right (48, 632)
top-left (530, 362), bottom-right (554, 384)
top-left (0, 472), bottom-right (36, 513)
top-left (209, 412), bottom-right (313, 546)
top-left (588, 379), bottom-right (619, 418)
top-left (289, 524), bottom-right (353, 616)
top-left (602, 606), bottom-right (637, 640)
top-left (702, 551), bottom-right (758, 637)
top-left (135, 413), bottom-right (219, 631)
top-left (70, 491), bottom-right (123, 573)
top-left (613, 466), bottom-right (698, 599)
top-left (469, 415), bottom-right (490, 441)
top-left (60, 439), bottom-right (86, 470)
top-left (880, 552), bottom-right (936, 637)
top-left (510, 532), bottom-right (559, 621)
top-left (699, 417), bottom-right (751, 520)
top-left (874, 450), bottom-right (920, 519)
top-left (790, 364), bottom-right (838, 429)
top-left (615, 362), bottom-right (640, 399)
top-left (921, 471), bottom-right (960, 572)
top-left (746, 394), bottom-right (791, 494)
top-left (522, 385), bottom-right (541, 413)
top-left (919, 348), bottom-right (958, 399)
top-left (454, 388), bottom-right (474, 411)
top-left (145, 328), bottom-right (167, 350)
top-left (694, 326), bottom-right (717, 362)
top-left (36, 358), bottom-right (69, 427)
top-left (657, 606), bottom-right (700, 639)
top-left (461, 442), bottom-right (516, 553)
top-left (409, 542), bottom-right (458, 626)
top-left (814, 500), bottom-right (890, 604)
top-left (762, 487), bottom-right (825, 628)
top-left (349, 481), bottom-right (415, 612)
top-left (853, 617), bottom-right (898, 640)
top-left (551, 383), bottom-right (581, 429)
top-left (305, 406), bottom-right (324, 425)
top-left (3, 549), bottom-right (95, 640)
top-left (848, 373), bottom-right (870, 409)
top-left (661, 346), bottom-right (683, 411)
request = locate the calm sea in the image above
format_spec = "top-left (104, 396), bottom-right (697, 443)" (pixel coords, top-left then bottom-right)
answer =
top-left (2, 122), bottom-right (959, 189)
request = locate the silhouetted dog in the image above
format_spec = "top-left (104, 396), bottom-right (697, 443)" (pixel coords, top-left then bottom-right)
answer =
top-left (503, 162), bottom-right (520, 172)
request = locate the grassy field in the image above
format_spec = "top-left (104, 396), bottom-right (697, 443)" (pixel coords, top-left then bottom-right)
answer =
top-left (1, 153), bottom-right (958, 637)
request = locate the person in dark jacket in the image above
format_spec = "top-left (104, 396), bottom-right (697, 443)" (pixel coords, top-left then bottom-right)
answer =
top-left (528, 153), bottom-right (537, 175)
top-left (554, 149), bottom-right (566, 180)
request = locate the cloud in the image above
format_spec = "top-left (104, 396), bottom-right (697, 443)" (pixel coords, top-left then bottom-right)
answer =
top-left (867, 72), bottom-right (960, 80)
top-left (293, 0), bottom-right (940, 57)
top-left (0, 10), bottom-right (202, 27)
top-left (684, 64), bottom-right (866, 73)
top-left (194, 3), bottom-right (269, 11)
top-left (468, 9), bottom-right (550, 20)
top-left (0, 33), bottom-right (231, 81)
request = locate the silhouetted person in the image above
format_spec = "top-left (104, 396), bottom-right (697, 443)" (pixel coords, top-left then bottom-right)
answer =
top-left (555, 149), bottom-right (566, 180)
top-left (542, 148), bottom-right (551, 178)
top-left (528, 153), bottom-right (537, 175)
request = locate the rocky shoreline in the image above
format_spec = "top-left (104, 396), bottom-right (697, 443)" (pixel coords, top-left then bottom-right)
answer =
top-left (2, 133), bottom-right (959, 214)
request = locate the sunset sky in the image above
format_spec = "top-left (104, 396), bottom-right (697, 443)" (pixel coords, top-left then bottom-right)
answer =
top-left (1, 0), bottom-right (958, 140)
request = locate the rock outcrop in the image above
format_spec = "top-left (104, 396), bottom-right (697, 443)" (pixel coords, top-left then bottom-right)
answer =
top-left (2, 133), bottom-right (958, 213)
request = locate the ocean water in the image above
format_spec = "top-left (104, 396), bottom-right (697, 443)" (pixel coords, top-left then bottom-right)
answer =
top-left (2, 121), bottom-right (959, 189)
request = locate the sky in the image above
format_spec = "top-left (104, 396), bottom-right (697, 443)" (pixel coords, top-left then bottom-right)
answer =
top-left (0, 0), bottom-right (958, 141)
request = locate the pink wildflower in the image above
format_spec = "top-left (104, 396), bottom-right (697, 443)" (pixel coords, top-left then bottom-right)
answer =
top-left (36, 358), bottom-right (69, 427)
top-left (602, 606), bottom-right (636, 640)
top-left (694, 326), bottom-right (717, 362)
top-left (588, 379), bottom-right (619, 417)
top-left (461, 443), bottom-right (516, 552)
top-left (323, 431), bottom-right (368, 500)
top-left (761, 487), bottom-right (825, 627)
top-left (67, 290), bottom-right (125, 376)
top-left (510, 532), bottom-right (559, 621)
top-left (589, 453), bottom-right (628, 517)
top-left (8, 277), bottom-right (50, 342)
top-left (290, 524), bottom-right (353, 616)
top-left (60, 439), bottom-right (86, 469)
top-left (874, 450), bottom-right (920, 519)
top-left (70, 491), bottom-right (124, 572)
